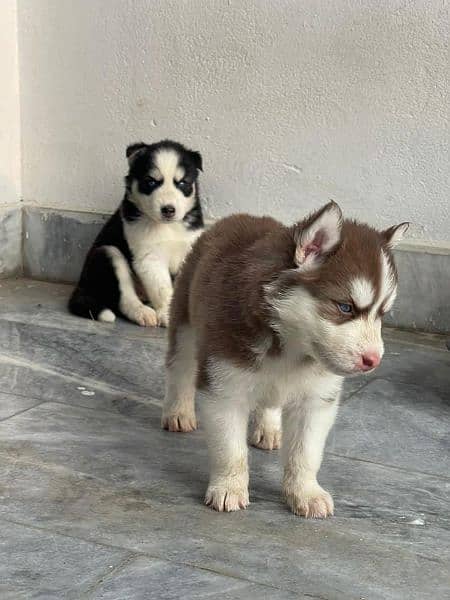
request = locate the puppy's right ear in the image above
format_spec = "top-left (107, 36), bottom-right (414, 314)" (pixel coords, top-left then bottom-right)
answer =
top-left (189, 150), bottom-right (203, 172)
top-left (293, 201), bottom-right (343, 272)
top-left (126, 142), bottom-right (147, 165)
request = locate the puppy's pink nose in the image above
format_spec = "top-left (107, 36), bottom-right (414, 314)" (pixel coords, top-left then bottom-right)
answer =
top-left (359, 352), bottom-right (381, 371)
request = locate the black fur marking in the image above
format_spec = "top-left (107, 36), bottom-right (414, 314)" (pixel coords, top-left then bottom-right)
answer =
top-left (93, 209), bottom-right (133, 263)
top-left (175, 180), bottom-right (194, 197)
top-left (126, 142), bottom-right (147, 164)
top-left (68, 208), bottom-right (133, 320)
top-left (189, 150), bottom-right (203, 172)
top-left (121, 197), bottom-right (142, 222)
top-left (183, 187), bottom-right (204, 230)
top-left (138, 177), bottom-right (163, 195)
top-left (127, 139), bottom-right (203, 183)
top-left (68, 247), bottom-right (121, 319)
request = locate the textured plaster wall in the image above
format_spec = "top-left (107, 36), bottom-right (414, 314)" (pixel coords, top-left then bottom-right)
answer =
top-left (18, 0), bottom-right (449, 241)
top-left (0, 0), bottom-right (21, 206)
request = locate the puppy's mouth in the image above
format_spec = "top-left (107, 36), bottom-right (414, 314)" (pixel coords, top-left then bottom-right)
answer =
top-left (160, 205), bottom-right (178, 222)
top-left (312, 342), bottom-right (362, 378)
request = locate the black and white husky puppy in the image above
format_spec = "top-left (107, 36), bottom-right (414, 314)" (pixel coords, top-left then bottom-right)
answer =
top-left (69, 140), bottom-right (204, 327)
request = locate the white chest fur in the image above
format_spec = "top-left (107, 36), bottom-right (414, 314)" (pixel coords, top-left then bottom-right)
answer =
top-left (208, 351), bottom-right (343, 409)
top-left (124, 219), bottom-right (202, 275)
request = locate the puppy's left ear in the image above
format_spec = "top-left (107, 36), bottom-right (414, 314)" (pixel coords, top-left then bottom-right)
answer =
top-left (189, 150), bottom-right (203, 172)
top-left (382, 222), bottom-right (409, 249)
top-left (126, 142), bottom-right (147, 165)
top-left (293, 201), bottom-right (343, 271)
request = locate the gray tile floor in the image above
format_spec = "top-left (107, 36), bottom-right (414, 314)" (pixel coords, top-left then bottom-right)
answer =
top-left (0, 278), bottom-right (449, 600)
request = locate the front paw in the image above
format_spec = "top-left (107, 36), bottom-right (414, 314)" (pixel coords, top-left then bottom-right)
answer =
top-left (132, 305), bottom-right (157, 327)
top-left (284, 480), bottom-right (334, 519)
top-left (156, 307), bottom-right (170, 328)
top-left (205, 479), bottom-right (249, 512)
top-left (161, 411), bottom-right (197, 433)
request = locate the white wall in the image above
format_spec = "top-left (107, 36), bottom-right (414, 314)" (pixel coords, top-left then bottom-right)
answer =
top-left (18, 0), bottom-right (449, 241)
top-left (0, 0), bottom-right (21, 207)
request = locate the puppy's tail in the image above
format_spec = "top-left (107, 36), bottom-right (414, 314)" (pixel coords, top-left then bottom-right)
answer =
top-left (68, 287), bottom-right (116, 323)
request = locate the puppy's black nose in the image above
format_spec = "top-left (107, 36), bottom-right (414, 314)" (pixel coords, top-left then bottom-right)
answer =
top-left (161, 205), bottom-right (176, 218)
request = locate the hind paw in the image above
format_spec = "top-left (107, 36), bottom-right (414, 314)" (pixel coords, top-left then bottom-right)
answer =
top-left (98, 309), bottom-right (116, 323)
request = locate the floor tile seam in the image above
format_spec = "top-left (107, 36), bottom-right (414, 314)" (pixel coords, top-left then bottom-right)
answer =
top-left (80, 553), bottom-right (138, 599)
top-left (0, 398), bottom-right (164, 432)
top-left (0, 314), bottom-right (169, 344)
top-left (341, 379), bottom-right (373, 403)
top-left (0, 400), bottom-right (46, 422)
top-left (43, 396), bottom-right (164, 417)
top-left (1, 399), bottom-right (447, 483)
top-left (0, 358), bottom-right (163, 409)
top-left (326, 451), bottom-right (450, 481)
top-left (0, 388), bottom-right (49, 404)
top-left (0, 515), bottom-right (300, 596)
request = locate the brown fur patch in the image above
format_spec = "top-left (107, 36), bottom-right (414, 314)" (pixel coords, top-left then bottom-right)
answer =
top-left (282, 220), bottom-right (396, 308)
top-left (168, 211), bottom-right (398, 390)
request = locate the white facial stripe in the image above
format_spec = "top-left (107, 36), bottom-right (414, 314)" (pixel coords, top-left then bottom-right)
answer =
top-left (155, 149), bottom-right (181, 181)
top-left (149, 167), bottom-right (162, 180)
top-left (372, 250), bottom-right (397, 316)
top-left (151, 150), bottom-right (185, 184)
top-left (350, 278), bottom-right (375, 310)
top-left (175, 166), bottom-right (185, 182)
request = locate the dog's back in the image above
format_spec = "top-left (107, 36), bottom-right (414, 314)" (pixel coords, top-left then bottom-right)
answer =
top-left (168, 213), bottom-right (287, 370)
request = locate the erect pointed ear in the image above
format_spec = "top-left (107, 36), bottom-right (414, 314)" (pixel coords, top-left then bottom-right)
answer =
top-left (293, 201), bottom-right (343, 271)
top-left (382, 222), bottom-right (409, 249)
top-left (126, 142), bottom-right (147, 165)
top-left (189, 150), bottom-right (203, 172)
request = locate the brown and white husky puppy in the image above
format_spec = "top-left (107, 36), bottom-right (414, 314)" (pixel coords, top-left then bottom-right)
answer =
top-left (161, 201), bottom-right (408, 517)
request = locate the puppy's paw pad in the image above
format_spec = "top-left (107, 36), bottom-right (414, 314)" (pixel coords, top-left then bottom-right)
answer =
top-left (162, 413), bottom-right (197, 433)
top-left (284, 484), bottom-right (334, 519)
top-left (250, 426), bottom-right (281, 450)
top-left (205, 484), bottom-right (249, 512)
top-left (135, 305), bottom-right (157, 327)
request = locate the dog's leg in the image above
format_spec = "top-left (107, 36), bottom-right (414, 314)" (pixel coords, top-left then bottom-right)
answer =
top-left (201, 376), bottom-right (250, 512)
top-left (106, 247), bottom-right (157, 327)
top-left (250, 406), bottom-right (282, 450)
top-left (249, 386), bottom-right (282, 450)
top-left (282, 394), bottom-right (339, 518)
top-left (134, 259), bottom-right (173, 327)
top-left (162, 325), bottom-right (197, 432)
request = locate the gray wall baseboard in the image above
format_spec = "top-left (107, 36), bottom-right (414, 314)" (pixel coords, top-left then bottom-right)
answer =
top-left (0, 207), bottom-right (22, 278)
top-left (20, 207), bottom-right (450, 335)
top-left (23, 207), bottom-right (109, 283)
top-left (385, 247), bottom-right (449, 334)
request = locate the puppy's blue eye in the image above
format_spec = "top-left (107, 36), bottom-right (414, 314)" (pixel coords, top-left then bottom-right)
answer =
top-left (140, 177), bottom-right (159, 194)
top-left (338, 303), bottom-right (353, 314)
